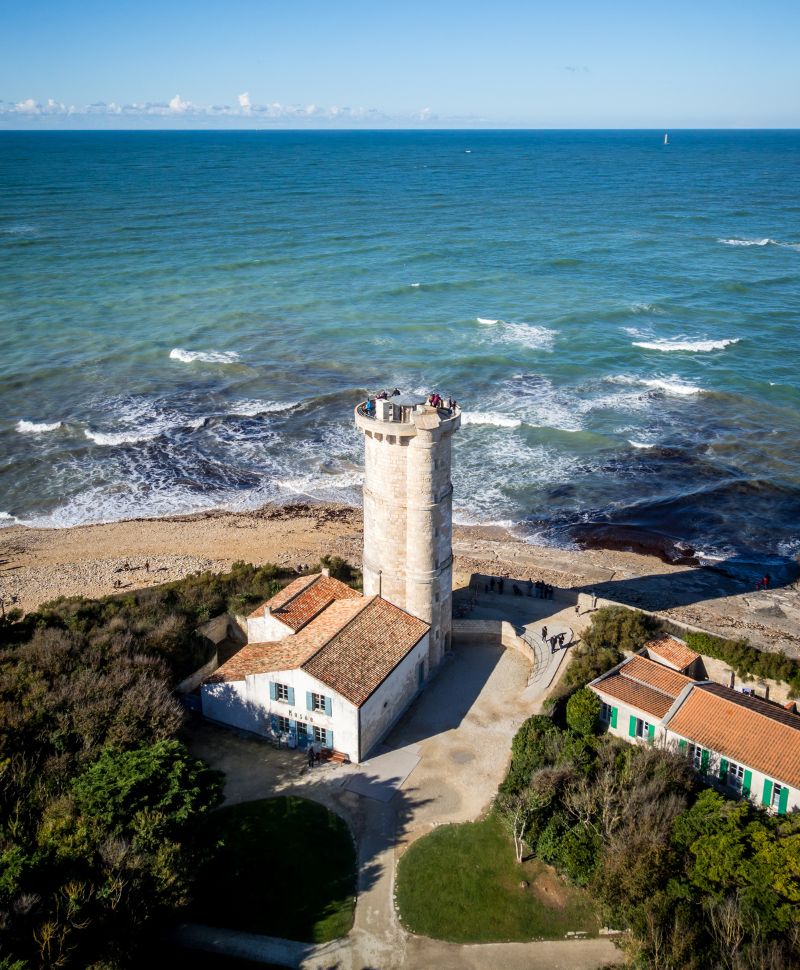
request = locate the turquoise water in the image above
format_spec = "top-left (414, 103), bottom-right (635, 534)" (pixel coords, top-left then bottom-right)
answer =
top-left (1, 130), bottom-right (799, 565)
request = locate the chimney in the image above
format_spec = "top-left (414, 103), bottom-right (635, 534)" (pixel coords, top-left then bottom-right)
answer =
top-left (764, 684), bottom-right (770, 701)
top-left (729, 670), bottom-right (735, 689)
top-left (264, 605), bottom-right (272, 617)
top-left (321, 566), bottom-right (330, 577)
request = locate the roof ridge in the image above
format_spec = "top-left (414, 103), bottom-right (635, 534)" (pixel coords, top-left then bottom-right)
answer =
top-left (700, 682), bottom-right (800, 732)
top-left (299, 595), bottom-right (373, 669)
top-left (619, 671), bottom-right (677, 698)
top-left (273, 572), bottom-right (321, 612)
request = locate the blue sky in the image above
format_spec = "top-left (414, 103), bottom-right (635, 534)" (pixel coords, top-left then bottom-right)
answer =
top-left (2, 0), bottom-right (798, 128)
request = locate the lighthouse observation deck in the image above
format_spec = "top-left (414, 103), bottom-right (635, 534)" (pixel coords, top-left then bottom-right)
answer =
top-left (355, 393), bottom-right (461, 437)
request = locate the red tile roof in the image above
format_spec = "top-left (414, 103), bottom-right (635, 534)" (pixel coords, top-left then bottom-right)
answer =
top-left (591, 654), bottom-right (695, 720)
top-left (304, 597), bottom-right (429, 706)
top-left (645, 635), bottom-right (700, 673)
top-left (593, 674), bottom-right (677, 720)
top-left (208, 595), bottom-right (429, 707)
top-left (247, 573), bottom-right (360, 631)
top-left (622, 655), bottom-right (695, 696)
top-left (667, 683), bottom-right (800, 790)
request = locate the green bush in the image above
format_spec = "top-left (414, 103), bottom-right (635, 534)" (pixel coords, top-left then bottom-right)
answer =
top-left (582, 606), bottom-right (659, 654)
top-left (566, 688), bottom-right (601, 736)
top-left (500, 715), bottom-right (561, 795)
top-left (684, 631), bottom-right (800, 697)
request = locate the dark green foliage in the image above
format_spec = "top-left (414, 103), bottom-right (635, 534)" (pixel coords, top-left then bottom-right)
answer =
top-left (319, 555), bottom-right (362, 588)
top-left (192, 797), bottom-right (356, 943)
top-left (72, 740), bottom-right (223, 836)
top-left (581, 605), bottom-right (659, 655)
top-left (684, 630), bottom-right (800, 697)
top-left (500, 710), bottom-right (800, 968)
top-left (500, 715), bottom-right (560, 795)
top-left (565, 687), bottom-right (601, 736)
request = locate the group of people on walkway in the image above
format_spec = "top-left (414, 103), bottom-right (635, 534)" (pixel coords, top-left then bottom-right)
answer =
top-left (540, 625), bottom-right (567, 653)
top-left (485, 576), bottom-right (556, 599)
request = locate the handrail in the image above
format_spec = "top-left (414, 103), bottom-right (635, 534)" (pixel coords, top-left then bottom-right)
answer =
top-left (356, 400), bottom-right (460, 421)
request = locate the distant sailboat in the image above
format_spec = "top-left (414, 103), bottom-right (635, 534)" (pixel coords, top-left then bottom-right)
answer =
top-left (664, 133), bottom-right (669, 145)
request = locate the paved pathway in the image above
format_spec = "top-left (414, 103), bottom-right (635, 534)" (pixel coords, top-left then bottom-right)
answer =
top-left (183, 636), bottom-right (622, 970)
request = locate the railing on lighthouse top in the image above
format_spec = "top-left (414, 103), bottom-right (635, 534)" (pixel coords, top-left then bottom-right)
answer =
top-left (355, 393), bottom-right (460, 430)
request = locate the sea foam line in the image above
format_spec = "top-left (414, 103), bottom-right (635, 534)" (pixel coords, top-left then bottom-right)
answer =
top-left (16, 419), bottom-right (63, 434)
top-left (607, 374), bottom-right (703, 396)
top-left (632, 337), bottom-right (739, 353)
top-left (718, 237), bottom-right (800, 250)
top-left (170, 348), bottom-right (240, 364)
top-left (460, 411), bottom-right (522, 428)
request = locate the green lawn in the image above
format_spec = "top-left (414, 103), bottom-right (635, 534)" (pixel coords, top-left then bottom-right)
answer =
top-left (191, 796), bottom-right (357, 943)
top-left (395, 814), bottom-right (599, 943)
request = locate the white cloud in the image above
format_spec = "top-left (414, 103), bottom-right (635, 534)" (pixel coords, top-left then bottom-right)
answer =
top-left (169, 94), bottom-right (189, 113)
top-left (238, 91), bottom-right (251, 112)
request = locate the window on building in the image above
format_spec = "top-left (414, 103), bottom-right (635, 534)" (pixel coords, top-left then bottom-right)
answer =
top-left (313, 726), bottom-right (330, 746)
top-left (635, 717), bottom-right (650, 739)
top-left (771, 783), bottom-right (785, 810)
top-left (600, 702), bottom-right (612, 722)
top-left (688, 743), bottom-right (704, 769)
top-left (275, 682), bottom-right (290, 703)
top-left (727, 761), bottom-right (745, 792)
top-left (276, 715), bottom-right (291, 733)
top-left (311, 692), bottom-right (327, 713)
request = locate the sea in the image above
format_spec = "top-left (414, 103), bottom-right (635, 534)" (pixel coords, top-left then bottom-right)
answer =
top-left (1, 130), bottom-right (799, 573)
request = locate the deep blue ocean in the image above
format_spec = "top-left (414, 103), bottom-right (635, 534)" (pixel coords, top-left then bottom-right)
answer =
top-left (1, 130), bottom-right (799, 567)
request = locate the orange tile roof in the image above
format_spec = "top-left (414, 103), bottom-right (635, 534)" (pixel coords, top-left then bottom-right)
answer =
top-left (593, 674), bottom-right (676, 720)
top-left (209, 595), bottom-right (429, 706)
top-left (304, 597), bottom-right (429, 706)
top-left (247, 573), bottom-right (360, 631)
top-left (645, 635), bottom-right (700, 673)
top-left (622, 655), bottom-right (696, 696)
top-left (667, 683), bottom-right (800, 789)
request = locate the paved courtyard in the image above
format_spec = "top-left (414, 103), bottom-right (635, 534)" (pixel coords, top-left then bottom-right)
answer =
top-left (183, 636), bottom-right (621, 969)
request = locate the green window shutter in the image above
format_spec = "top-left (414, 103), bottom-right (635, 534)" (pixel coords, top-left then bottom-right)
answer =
top-left (324, 695), bottom-right (332, 716)
top-left (678, 739), bottom-right (687, 752)
top-left (647, 723), bottom-right (655, 742)
top-left (306, 691), bottom-right (313, 712)
top-left (269, 681), bottom-right (277, 701)
top-left (778, 786), bottom-right (789, 815)
top-left (325, 729), bottom-right (334, 749)
top-left (719, 758), bottom-right (729, 781)
top-left (700, 749), bottom-right (709, 775)
top-left (610, 707), bottom-right (618, 729)
top-left (287, 686), bottom-right (295, 706)
top-left (762, 779), bottom-right (773, 807)
top-left (742, 770), bottom-right (752, 798)
top-left (629, 715), bottom-right (637, 738)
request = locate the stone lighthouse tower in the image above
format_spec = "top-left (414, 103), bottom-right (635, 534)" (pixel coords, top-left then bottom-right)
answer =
top-left (355, 393), bottom-right (461, 672)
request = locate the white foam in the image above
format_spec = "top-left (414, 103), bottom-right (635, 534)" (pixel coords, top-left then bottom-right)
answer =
top-left (170, 348), bottom-right (240, 364)
top-left (495, 322), bottom-right (557, 351)
top-left (16, 419), bottom-right (62, 434)
top-left (461, 411), bottom-right (522, 428)
top-left (229, 399), bottom-right (298, 416)
top-left (477, 317), bottom-right (499, 325)
top-left (0, 511), bottom-right (15, 520)
top-left (632, 337), bottom-right (739, 353)
top-left (85, 428), bottom-right (160, 446)
top-left (628, 440), bottom-right (656, 449)
top-left (409, 282), bottom-right (421, 288)
top-left (718, 237), bottom-right (800, 250)
top-left (608, 374), bottom-right (702, 396)
top-left (629, 303), bottom-right (661, 314)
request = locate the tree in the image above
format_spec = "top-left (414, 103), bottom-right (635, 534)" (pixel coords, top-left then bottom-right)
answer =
top-left (495, 790), bottom-right (537, 863)
top-left (582, 606), bottom-right (659, 654)
top-left (566, 688), bottom-right (601, 735)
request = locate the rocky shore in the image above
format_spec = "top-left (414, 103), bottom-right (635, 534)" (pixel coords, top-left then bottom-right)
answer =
top-left (1, 502), bottom-right (799, 659)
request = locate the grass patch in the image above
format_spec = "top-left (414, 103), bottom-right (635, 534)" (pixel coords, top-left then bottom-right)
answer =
top-left (192, 796), bottom-right (357, 943)
top-left (395, 813), bottom-right (599, 943)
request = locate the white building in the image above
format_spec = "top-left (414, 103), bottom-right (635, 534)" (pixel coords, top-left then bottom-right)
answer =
top-left (589, 636), bottom-right (800, 815)
top-left (200, 394), bottom-right (460, 763)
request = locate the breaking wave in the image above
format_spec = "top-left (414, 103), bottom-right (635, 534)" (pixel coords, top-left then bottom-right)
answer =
top-left (169, 348), bottom-right (240, 364)
top-left (228, 399), bottom-right (298, 416)
top-left (718, 237), bottom-right (800, 250)
top-left (16, 419), bottom-right (63, 434)
top-left (607, 375), bottom-right (703, 396)
top-left (632, 337), bottom-right (740, 353)
top-left (460, 411), bottom-right (522, 428)
top-left (476, 317), bottom-right (499, 324)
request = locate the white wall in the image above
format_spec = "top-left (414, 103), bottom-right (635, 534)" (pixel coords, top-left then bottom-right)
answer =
top-left (247, 612), bottom-right (293, 643)
top-left (359, 633), bottom-right (429, 759)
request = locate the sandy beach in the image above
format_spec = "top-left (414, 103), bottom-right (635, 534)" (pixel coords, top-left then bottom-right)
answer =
top-left (1, 502), bottom-right (798, 660)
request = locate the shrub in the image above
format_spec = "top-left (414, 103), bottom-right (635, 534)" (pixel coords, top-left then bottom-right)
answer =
top-left (500, 715), bottom-right (561, 795)
top-left (566, 688), bottom-right (601, 736)
top-left (684, 631), bottom-right (800, 697)
top-left (582, 606), bottom-right (660, 654)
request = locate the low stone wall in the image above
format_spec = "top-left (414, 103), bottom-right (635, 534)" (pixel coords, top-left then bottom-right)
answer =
top-left (452, 618), bottom-right (539, 667)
